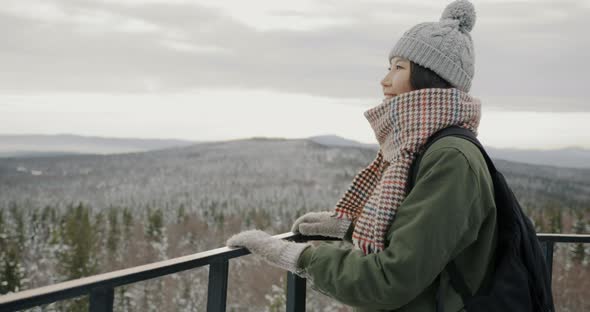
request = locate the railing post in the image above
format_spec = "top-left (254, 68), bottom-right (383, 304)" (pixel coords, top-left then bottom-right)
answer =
top-left (540, 241), bottom-right (555, 283)
top-left (89, 287), bottom-right (114, 312)
top-left (207, 258), bottom-right (229, 312)
top-left (286, 271), bottom-right (306, 312)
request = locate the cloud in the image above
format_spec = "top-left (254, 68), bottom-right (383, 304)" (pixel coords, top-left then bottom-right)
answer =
top-left (0, 1), bottom-right (66, 23)
top-left (0, 0), bottom-right (165, 34)
top-left (0, 0), bottom-right (588, 111)
top-left (160, 40), bottom-right (231, 54)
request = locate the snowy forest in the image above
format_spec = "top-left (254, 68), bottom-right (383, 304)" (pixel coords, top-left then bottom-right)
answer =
top-left (0, 137), bottom-right (589, 311)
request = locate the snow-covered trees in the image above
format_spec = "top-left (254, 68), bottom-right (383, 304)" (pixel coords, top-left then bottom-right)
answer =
top-left (0, 138), bottom-right (589, 311)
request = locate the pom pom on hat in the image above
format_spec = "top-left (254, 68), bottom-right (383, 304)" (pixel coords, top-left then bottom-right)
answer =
top-left (440, 0), bottom-right (476, 33)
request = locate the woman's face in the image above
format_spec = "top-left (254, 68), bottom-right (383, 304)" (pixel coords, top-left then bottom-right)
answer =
top-left (380, 56), bottom-right (413, 100)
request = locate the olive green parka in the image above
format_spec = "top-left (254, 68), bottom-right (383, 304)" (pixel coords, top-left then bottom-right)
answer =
top-left (297, 136), bottom-right (498, 312)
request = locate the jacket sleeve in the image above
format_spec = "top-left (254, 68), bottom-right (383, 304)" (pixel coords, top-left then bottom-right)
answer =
top-left (296, 146), bottom-right (485, 310)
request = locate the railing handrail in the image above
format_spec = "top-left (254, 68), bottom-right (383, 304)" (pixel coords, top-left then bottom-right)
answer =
top-left (0, 232), bottom-right (588, 311)
top-left (0, 232), bottom-right (334, 311)
top-left (536, 233), bottom-right (590, 243)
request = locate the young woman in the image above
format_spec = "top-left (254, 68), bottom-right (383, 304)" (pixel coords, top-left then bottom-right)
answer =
top-left (226, 1), bottom-right (498, 311)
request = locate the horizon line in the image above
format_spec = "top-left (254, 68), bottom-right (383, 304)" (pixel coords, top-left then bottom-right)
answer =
top-left (0, 132), bottom-right (589, 151)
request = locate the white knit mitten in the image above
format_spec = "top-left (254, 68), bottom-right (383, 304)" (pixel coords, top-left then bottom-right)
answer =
top-left (291, 211), bottom-right (352, 239)
top-left (226, 229), bottom-right (312, 275)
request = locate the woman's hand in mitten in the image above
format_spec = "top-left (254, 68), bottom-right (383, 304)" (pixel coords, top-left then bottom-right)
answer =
top-left (290, 211), bottom-right (352, 239)
top-left (225, 229), bottom-right (312, 276)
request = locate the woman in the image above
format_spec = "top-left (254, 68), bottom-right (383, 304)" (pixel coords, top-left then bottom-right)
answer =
top-left (226, 1), bottom-right (498, 311)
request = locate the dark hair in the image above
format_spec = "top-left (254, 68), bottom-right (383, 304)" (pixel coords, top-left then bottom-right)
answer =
top-left (409, 61), bottom-right (453, 90)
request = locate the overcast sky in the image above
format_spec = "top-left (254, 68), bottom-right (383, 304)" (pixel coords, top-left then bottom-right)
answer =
top-left (1, 0), bottom-right (589, 149)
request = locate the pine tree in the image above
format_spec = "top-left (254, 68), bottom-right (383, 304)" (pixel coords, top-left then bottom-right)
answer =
top-left (59, 203), bottom-right (98, 275)
top-left (570, 210), bottom-right (587, 263)
top-left (548, 207), bottom-right (563, 234)
top-left (146, 208), bottom-right (164, 242)
top-left (9, 201), bottom-right (25, 246)
top-left (0, 208), bottom-right (5, 247)
top-left (215, 210), bottom-right (225, 230)
top-left (94, 210), bottom-right (107, 262)
top-left (176, 204), bottom-right (187, 224)
top-left (0, 209), bottom-right (24, 295)
top-left (122, 207), bottom-right (133, 237)
top-left (143, 207), bottom-right (167, 311)
top-left (57, 202), bottom-right (98, 311)
top-left (116, 207), bottom-right (135, 312)
top-left (0, 245), bottom-right (23, 294)
top-left (245, 212), bottom-right (252, 228)
top-left (107, 207), bottom-right (120, 267)
top-left (532, 212), bottom-right (546, 233)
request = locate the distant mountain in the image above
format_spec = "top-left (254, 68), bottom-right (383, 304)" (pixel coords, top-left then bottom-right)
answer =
top-left (485, 146), bottom-right (590, 169)
top-left (309, 135), bottom-right (378, 150)
top-left (1, 137), bottom-right (588, 213)
top-left (0, 134), bottom-right (198, 158)
top-left (309, 134), bottom-right (590, 169)
top-left (2, 133), bottom-right (588, 169)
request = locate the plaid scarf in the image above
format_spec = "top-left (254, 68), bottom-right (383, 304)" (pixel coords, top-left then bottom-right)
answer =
top-left (332, 88), bottom-right (482, 255)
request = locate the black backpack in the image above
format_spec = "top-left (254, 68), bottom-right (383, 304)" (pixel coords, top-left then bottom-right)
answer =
top-left (407, 125), bottom-right (555, 312)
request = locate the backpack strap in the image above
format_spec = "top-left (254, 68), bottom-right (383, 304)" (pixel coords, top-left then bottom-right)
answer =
top-left (408, 125), bottom-right (497, 187)
top-left (408, 126), bottom-right (493, 311)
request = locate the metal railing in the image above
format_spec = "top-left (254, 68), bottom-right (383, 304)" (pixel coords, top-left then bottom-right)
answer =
top-left (0, 233), bottom-right (589, 312)
top-left (536, 234), bottom-right (590, 282)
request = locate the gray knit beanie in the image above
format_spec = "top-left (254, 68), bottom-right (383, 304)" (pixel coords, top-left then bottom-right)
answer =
top-left (388, 0), bottom-right (476, 92)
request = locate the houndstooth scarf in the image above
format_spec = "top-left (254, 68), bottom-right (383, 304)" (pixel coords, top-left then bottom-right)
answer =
top-left (331, 88), bottom-right (482, 255)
